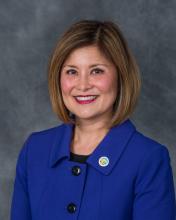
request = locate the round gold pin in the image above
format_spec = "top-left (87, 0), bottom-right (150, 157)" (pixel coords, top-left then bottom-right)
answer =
top-left (98, 156), bottom-right (109, 167)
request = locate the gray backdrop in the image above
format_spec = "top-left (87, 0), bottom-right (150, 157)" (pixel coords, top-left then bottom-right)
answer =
top-left (0, 0), bottom-right (175, 219)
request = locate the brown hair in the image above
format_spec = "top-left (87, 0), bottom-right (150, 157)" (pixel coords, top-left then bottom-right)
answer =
top-left (48, 19), bottom-right (141, 128)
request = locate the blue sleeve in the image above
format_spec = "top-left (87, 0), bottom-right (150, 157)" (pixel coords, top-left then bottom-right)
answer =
top-left (133, 146), bottom-right (176, 220)
top-left (10, 134), bottom-right (33, 220)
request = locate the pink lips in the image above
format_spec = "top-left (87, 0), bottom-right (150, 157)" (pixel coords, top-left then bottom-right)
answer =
top-left (74, 96), bottom-right (98, 104)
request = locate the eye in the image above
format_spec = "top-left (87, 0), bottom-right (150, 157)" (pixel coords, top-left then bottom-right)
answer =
top-left (66, 69), bottom-right (77, 75)
top-left (92, 68), bottom-right (104, 74)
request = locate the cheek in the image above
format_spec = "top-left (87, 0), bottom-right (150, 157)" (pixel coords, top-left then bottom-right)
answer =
top-left (95, 76), bottom-right (117, 93)
top-left (60, 76), bottom-right (73, 94)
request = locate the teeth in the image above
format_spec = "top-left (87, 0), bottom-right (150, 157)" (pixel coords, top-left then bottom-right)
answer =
top-left (75, 96), bottom-right (97, 101)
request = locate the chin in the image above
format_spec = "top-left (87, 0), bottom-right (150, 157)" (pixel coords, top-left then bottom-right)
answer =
top-left (74, 113), bottom-right (102, 121)
top-left (75, 115), bottom-right (95, 120)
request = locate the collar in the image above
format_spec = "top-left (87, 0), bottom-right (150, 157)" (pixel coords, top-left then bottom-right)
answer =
top-left (49, 119), bottom-right (136, 175)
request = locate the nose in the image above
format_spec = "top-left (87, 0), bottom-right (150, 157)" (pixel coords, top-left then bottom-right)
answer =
top-left (77, 73), bottom-right (92, 91)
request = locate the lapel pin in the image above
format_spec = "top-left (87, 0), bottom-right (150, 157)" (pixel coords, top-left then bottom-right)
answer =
top-left (98, 156), bottom-right (109, 167)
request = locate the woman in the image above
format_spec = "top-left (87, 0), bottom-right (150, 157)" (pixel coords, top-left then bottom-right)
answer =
top-left (10, 20), bottom-right (176, 220)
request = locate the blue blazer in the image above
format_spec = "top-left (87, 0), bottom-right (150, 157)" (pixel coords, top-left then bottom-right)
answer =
top-left (10, 119), bottom-right (176, 220)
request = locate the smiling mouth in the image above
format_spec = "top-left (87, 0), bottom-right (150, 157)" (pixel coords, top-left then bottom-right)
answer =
top-left (74, 95), bottom-right (98, 104)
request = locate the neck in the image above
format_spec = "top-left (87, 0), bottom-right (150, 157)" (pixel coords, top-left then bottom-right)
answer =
top-left (71, 118), bottom-right (111, 154)
top-left (75, 120), bottom-right (109, 135)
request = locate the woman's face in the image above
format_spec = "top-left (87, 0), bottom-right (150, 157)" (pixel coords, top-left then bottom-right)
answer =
top-left (60, 45), bottom-right (118, 124)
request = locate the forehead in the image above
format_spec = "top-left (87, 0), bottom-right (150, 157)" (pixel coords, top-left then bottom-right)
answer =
top-left (63, 45), bottom-right (111, 65)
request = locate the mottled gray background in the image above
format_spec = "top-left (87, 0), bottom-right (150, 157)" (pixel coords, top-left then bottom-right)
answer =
top-left (0, 0), bottom-right (176, 219)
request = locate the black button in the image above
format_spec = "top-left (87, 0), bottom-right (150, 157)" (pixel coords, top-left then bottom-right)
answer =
top-left (72, 166), bottom-right (81, 176)
top-left (67, 202), bottom-right (77, 213)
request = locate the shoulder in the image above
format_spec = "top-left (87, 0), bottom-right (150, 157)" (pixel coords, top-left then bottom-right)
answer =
top-left (132, 129), bottom-right (169, 154)
top-left (17, 123), bottom-right (67, 163)
top-left (29, 123), bottom-right (66, 139)
top-left (128, 128), bottom-right (171, 168)
top-left (24, 122), bottom-right (67, 147)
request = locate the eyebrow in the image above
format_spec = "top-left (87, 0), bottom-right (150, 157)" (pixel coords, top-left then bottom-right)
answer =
top-left (63, 64), bottom-right (109, 68)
